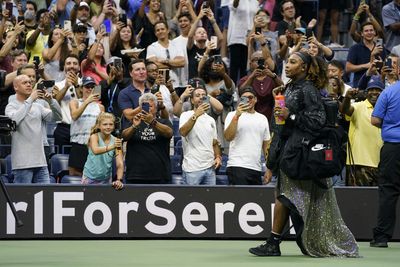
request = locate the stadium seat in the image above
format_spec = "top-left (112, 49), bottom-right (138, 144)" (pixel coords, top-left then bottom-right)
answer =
top-left (171, 155), bottom-right (182, 174)
top-left (217, 154), bottom-right (228, 175)
top-left (60, 175), bottom-right (82, 184)
top-left (171, 174), bottom-right (184, 185)
top-left (50, 154), bottom-right (69, 182)
top-left (172, 118), bottom-right (180, 137)
top-left (174, 140), bottom-right (183, 156)
top-left (46, 122), bottom-right (57, 137)
top-left (5, 154), bottom-right (13, 183)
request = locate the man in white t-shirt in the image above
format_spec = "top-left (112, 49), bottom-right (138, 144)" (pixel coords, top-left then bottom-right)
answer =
top-left (224, 86), bottom-right (271, 185)
top-left (179, 82), bottom-right (222, 185)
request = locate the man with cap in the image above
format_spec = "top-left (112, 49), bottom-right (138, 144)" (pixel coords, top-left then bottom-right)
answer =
top-left (341, 76), bottom-right (384, 186)
top-left (71, 1), bottom-right (96, 45)
top-left (370, 74), bottom-right (400, 248)
top-left (224, 86), bottom-right (271, 185)
top-left (179, 79), bottom-right (222, 185)
top-left (68, 76), bottom-right (104, 176)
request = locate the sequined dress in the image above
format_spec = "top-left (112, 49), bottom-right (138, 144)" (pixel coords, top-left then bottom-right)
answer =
top-left (268, 79), bottom-right (359, 257)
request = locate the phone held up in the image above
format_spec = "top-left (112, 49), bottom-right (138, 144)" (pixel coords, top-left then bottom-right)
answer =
top-left (142, 102), bottom-right (150, 113)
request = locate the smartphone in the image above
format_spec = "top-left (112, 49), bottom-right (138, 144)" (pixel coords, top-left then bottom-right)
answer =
top-left (306, 28), bottom-right (313, 39)
top-left (210, 36), bottom-right (218, 46)
top-left (103, 19), bottom-right (112, 34)
top-left (6, 2), bottom-right (13, 19)
top-left (375, 60), bottom-right (383, 70)
top-left (188, 78), bottom-right (199, 88)
top-left (163, 69), bottom-right (170, 81)
top-left (119, 14), bottom-right (127, 26)
top-left (201, 95), bottom-right (210, 105)
top-left (151, 84), bottom-right (159, 94)
top-left (33, 56), bottom-right (40, 69)
top-left (93, 85), bottom-right (102, 98)
top-left (376, 38), bottom-right (383, 47)
top-left (240, 96), bottom-right (249, 105)
top-left (21, 0), bottom-right (27, 12)
top-left (64, 20), bottom-right (72, 31)
top-left (257, 58), bottom-right (265, 70)
top-left (385, 58), bottom-right (393, 68)
top-left (202, 1), bottom-right (209, 9)
top-left (114, 58), bottom-right (122, 69)
top-left (255, 27), bottom-right (262, 35)
top-left (142, 102), bottom-right (150, 113)
top-left (213, 55), bottom-right (223, 65)
top-left (42, 80), bottom-right (55, 88)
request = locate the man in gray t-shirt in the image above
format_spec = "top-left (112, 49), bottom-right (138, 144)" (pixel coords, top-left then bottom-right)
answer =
top-left (5, 75), bottom-right (61, 183)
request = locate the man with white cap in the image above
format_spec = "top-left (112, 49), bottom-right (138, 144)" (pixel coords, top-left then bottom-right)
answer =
top-left (71, 1), bottom-right (96, 45)
top-left (341, 76), bottom-right (384, 186)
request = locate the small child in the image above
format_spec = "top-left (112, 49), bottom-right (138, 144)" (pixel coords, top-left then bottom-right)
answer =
top-left (82, 112), bottom-right (124, 190)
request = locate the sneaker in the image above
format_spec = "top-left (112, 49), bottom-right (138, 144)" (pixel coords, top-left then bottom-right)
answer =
top-left (249, 241), bottom-right (281, 256)
top-left (327, 42), bottom-right (344, 48)
top-left (370, 240), bottom-right (388, 248)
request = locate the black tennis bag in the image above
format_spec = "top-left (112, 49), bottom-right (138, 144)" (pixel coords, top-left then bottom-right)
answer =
top-left (280, 125), bottom-right (347, 181)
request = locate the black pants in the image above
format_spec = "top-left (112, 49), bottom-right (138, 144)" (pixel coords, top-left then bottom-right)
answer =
top-left (373, 142), bottom-right (400, 242)
top-left (226, 166), bottom-right (262, 185)
top-left (229, 44), bottom-right (248, 85)
top-left (54, 123), bottom-right (71, 154)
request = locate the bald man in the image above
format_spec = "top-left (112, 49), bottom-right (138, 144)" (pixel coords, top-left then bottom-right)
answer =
top-left (5, 75), bottom-right (61, 184)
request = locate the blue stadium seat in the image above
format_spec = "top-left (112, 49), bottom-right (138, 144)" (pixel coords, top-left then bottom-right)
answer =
top-left (217, 154), bottom-right (228, 175)
top-left (171, 155), bottom-right (182, 174)
top-left (5, 154), bottom-right (13, 183)
top-left (50, 154), bottom-right (69, 182)
top-left (172, 118), bottom-right (180, 137)
top-left (174, 139), bottom-right (183, 156)
top-left (60, 175), bottom-right (82, 184)
top-left (46, 122), bottom-right (57, 137)
top-left (171, 174), bottom-right (184, 185)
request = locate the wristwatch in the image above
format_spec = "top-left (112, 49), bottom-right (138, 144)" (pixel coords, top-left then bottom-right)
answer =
top-left (191, 115), bottom-right (197, 121)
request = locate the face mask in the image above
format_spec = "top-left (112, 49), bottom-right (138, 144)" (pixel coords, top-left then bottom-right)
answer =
top-left (24, 10), bottom-right (35, 21)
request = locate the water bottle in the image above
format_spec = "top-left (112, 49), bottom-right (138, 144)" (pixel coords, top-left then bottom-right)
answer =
top-left (274, 94), bottom-right (285, 125)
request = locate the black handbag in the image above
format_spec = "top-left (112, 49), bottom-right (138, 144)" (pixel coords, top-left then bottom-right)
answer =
top-left (0, 116), bottom-right (16, 136)
top-left (280, 126), bottom-right (347, 181)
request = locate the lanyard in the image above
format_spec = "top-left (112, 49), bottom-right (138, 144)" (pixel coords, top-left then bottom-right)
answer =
top-left (107, 83), bottom-right (118, 112)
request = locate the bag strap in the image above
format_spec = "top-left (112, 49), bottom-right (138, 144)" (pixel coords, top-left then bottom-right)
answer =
top-left (347, 140), bottom-right (357, 185)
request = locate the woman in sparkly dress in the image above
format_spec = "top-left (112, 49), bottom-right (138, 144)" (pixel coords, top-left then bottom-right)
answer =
top-left (249, 52), bottom-right (359, 257)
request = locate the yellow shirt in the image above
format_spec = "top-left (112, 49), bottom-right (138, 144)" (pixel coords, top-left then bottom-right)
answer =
top-left (346, 99), bottom-right (383, 167)
top-left (25, 30), bottom-right (49, 63)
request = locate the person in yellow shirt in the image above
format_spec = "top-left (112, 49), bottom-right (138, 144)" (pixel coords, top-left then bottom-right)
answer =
top-left (341, 77), bottom-right (384, 186)
top-left (25, 9), bottom-right (51, 63)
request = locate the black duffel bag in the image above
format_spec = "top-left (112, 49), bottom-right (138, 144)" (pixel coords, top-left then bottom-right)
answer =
top-left (280, 126), bottom-right (347, 181)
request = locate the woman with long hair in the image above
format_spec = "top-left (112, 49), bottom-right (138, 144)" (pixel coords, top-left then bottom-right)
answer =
top-left (42, 27), bottom-right (73, 82)
top-left (249, 52), bottom-right (359, 257)
top-left (81, 28), bottom-right (109, 84)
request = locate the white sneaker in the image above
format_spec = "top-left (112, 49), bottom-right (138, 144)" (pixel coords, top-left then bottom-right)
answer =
top-left (327, 42), bottom-right (344, 48)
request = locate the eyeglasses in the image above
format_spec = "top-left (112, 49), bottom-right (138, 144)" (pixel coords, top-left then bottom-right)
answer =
top-left (251, 58), bottom-right (263, 62)
top-left (166, 49), bottom-right (170, 59)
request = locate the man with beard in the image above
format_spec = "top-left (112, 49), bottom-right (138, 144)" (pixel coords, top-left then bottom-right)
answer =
top-left (187, 7), bottom-right (223, 80)
top-left (341, 77), bottom-right (384, 186)
top-left (25, 9), bottom-right (51, 62)
top-left (53, 54), bottom-right (82, 154)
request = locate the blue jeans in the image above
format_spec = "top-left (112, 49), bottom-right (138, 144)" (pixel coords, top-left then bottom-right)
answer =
top-left (183, 167), bottom-right (216, 185)
top-left (13, 167), bottom-right (50, 184)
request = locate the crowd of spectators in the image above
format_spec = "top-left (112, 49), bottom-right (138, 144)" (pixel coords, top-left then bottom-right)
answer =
top-left (0, 0), bottom-right (399, 187)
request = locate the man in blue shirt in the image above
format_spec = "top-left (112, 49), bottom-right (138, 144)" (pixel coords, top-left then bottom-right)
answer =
top-left (370, 80), bottom-right (400, 248)
top-left (346, 22), bottom-right (386, 87)
top-left (118, 59), bottom-right (150, 129)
